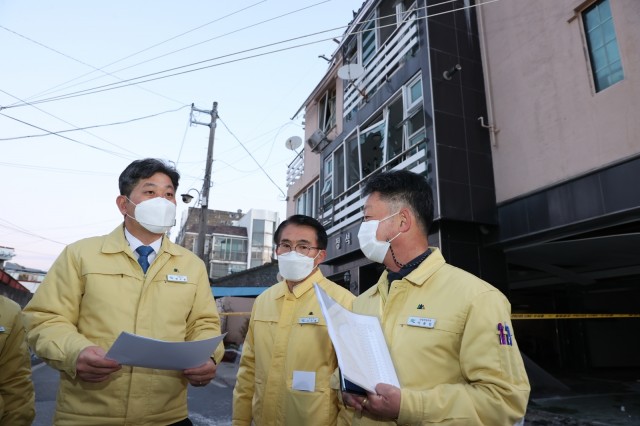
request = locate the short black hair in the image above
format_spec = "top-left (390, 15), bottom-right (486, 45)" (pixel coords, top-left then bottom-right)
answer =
top-left (362, 170), bottom-right (434, 234)
top-left (118, 158), bottom-right (180, 197)
top-left (274, 214), bottom-right (328, 250)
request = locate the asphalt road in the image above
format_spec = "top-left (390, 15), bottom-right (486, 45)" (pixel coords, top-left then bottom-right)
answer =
top-left (32, 358), bottom-right (640, 425)
top-left (31, 360), bottom-right (238, 426)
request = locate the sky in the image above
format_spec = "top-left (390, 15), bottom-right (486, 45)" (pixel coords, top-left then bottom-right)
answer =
top-left (0, 0), bottom-right (365, 271)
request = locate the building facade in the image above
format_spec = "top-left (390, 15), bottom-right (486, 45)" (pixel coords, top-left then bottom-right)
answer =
top-left (235, 209), bottom-right (279, 269)
top-left (289, 0), bottom-right (503, 293)
top-left (175, 207), bottom-right (279, 279)
top-left (286, 0), bottom-right (640, 373)
top-left (481, 0), bottom-right (640, 372)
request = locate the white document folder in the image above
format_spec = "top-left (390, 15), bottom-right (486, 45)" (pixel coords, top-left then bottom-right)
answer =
top-left (313, 283), bottom-right (399, 393)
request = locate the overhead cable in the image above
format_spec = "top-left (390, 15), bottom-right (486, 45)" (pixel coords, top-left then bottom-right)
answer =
top-left (0, 105), bottom-right (189, 141)
top-left (0, 112), bottom-right (135, 160)
top-left (0, 88), bottom-right (142, 157)
top-left (2, 0), bottom-right (501, 110)
top-left (0, 1), bottom-right (267, 105)
top-left (38, 0), bottom-right (328, 98)
top-left (218, 117), bottom-right (287, 199)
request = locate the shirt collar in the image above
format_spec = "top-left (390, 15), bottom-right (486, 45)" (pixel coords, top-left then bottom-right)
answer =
top-left (124, 227), bottom-right (162, 254)
top-left (387, 249), bottom-right (432, 283)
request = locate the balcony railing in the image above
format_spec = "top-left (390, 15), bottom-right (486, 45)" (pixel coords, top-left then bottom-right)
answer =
top-left (320, 142), bottom-right (428, 235)
top-left (343, 9), bottom-right (419, 118)
top-left (286, 151), bottom-right (304, 187)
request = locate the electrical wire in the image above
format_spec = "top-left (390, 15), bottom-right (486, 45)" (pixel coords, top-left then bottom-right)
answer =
top-left (0, 26), bottom-right (185, 107)
top-left (0, 1), bottom-right (267, 106)
top-left (2, 0), bottom-right (500, 110)
top-left (0, 88), bottom-right (140, 157)
top-left (0, 105), bottom-right (189, 141)
top-left (218, 117), bottom-right (287, 199)
top-left (0, 113), bottom-right (135, 159)
top-left (2, 26), bottom-right (350, 109)
top-left (36, 1), bottom-right (330, 99)
top-left (0, 219), bottom-right (68, 246)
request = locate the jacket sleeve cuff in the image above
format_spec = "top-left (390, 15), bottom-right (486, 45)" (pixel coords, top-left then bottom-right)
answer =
top-left (396, 388), bottom-right (426, 425)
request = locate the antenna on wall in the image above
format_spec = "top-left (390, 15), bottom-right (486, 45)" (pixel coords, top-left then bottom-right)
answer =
top-left (337, 63), bottom-right (367, 101)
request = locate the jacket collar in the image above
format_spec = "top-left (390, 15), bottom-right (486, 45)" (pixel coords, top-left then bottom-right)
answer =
top-left (372, 247), bottom-right (446, 298)
top-left (101, 224), bottom-right (183, 257)
top-left (272, 269), bottom-right (325, 300)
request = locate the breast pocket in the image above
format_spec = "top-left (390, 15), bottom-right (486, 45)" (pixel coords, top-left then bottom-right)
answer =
top-left (394, 316), bottom-right (464, 386)
top-left (152, 280), bottom-right (198, 333)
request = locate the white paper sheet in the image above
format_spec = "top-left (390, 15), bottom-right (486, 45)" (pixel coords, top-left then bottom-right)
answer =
top-left (313, 283), bottom-right (399, 393)
top-left (105, 331), bottom-right (226, 370)
top-left (292, 370), bottom-right (316, 392)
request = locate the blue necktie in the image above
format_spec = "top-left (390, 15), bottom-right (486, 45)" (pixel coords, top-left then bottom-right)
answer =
top-left (136, 246), bottom-right (154, 273)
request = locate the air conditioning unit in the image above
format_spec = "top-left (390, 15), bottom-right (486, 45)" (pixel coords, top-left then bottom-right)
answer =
top-left (307, 129), bottom-right (329, 152)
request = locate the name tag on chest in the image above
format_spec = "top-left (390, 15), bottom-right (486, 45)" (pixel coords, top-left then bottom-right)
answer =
top-left (407, 316), bottom-right (436, 328)
top-left (298, 317), bottom-right (319, 325)
top-left (167, 274), bottom-right (188, 283)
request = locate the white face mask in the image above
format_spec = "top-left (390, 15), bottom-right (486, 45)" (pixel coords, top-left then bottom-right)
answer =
top-left (278, 251), bottom-right (318, 282)
top-left (127, 197), bottom-right (176, 234)
top-left (357, 212), bottom-right (401, 263)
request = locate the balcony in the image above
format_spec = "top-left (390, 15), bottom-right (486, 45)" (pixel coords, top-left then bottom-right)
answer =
top-left (286, 151), bottom-right (304, 187)
top-left (320, 142), bottom-right (428, 236)
top-left (343, 8), bottom-right (419, 118)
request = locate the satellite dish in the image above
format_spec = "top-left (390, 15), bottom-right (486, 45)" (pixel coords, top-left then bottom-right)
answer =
top-left (285, 136), bottom-right (302, 151)
top-left (337, 63), bottom-right (365, 80)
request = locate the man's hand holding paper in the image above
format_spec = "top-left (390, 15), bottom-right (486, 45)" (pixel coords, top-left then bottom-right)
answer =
top-left (313, 284), bottom-right (399, 388)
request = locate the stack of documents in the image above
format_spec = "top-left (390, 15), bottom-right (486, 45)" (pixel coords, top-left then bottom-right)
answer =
top-left (313, 283), bottom-right (399, 394)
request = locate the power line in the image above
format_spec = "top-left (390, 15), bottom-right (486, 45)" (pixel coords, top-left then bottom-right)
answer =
top-left (0, 1), bottom-right (267, 106)
top-left (35, 0), bottom-right (329, 99)
top-left (2, 26), bottom-right (349, 109)
top-left (0, 105), bottom-right (189, 141)
top-left (0, 88), bottom-right (140, 157)
top-left (218, 117), bottom-right (287, 199)
top-left (0, 219), bottom-right (67, 246)
top-left (2, 0), bottom-right (500, 110)
top-left (0, 26), bottom-right (185, 107)
top-left (0, 112), bottom-right (135, 159)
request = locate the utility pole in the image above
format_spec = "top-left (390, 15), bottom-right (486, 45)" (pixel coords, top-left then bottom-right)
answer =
top-left (190, 102), bottom-right (218, 269)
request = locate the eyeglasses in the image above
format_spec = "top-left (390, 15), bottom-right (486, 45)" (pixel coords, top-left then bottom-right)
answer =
top-left (276, 242), bottom-right (321, 256)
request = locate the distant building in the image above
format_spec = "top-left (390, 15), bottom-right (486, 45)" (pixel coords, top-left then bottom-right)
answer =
top-left (0, 245), bottom-right (15, 269)
top-left (235, 209), bottom-right (279, 269)
top-left (1, 261), bottom-right (36, 307)
top-left (175, 207), bottom-right (279, 279)
top-left (3, 262), bottom-right (47, 294)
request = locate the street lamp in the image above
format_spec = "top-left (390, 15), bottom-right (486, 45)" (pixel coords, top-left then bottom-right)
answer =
top-left (180, 188), bottom-right (207, 263)
top-left (180, 188), bottom-right (201, 205)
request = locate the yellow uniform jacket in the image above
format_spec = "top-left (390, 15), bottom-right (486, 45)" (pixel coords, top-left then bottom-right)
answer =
top-left (0, 296), bottom-right (35, 426)
top-left (233, 270), bottom-right (355, 426)
top-left (350, 248), bottom-right (530, 425)
top-left (23, 225), bottom-right (224, 425)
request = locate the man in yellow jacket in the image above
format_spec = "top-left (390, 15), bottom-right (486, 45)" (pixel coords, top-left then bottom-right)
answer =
top-left (0, 295), bottom-right (35, 426)
top-left (23, 158), bottom-right (224, 426)
top-left (342, 170), bottom-right (530, 425)
top-left (233, 215), bottom-right (355, 426)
